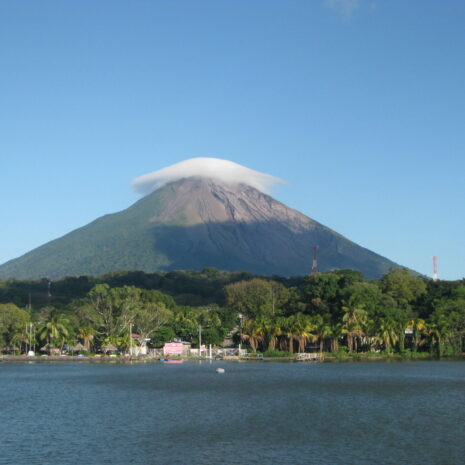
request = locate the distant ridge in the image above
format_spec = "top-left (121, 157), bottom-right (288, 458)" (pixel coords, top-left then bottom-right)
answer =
top-left (0, 176), bottom-right (400, 280)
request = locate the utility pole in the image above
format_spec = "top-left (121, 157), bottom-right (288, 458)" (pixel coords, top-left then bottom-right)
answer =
top-left (198, 324), bottom-right (202, 357)
top-left (32, 323), bottom-right (36, 353)
top-left (26, 322), bottom-right (35, 355)
top-left (238, 313), bottom-right (243, 353)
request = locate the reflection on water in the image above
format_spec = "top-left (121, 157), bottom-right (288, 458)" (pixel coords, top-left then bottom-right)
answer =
top-left (1, 361), bottom-right (464, 465)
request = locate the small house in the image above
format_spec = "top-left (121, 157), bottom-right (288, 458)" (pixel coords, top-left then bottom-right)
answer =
top-left (163, 341), bottom-right (191, 356)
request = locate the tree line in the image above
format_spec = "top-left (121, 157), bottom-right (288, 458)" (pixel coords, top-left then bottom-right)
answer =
top-left (0, 267), bottom-right (464, 356)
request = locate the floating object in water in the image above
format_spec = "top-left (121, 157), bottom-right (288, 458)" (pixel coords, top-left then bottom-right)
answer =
top-left (216, 368), bottom-right (225, 374)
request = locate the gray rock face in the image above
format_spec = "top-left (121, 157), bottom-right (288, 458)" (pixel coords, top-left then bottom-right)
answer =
top-left (0, 177), bottom-right (398, 279)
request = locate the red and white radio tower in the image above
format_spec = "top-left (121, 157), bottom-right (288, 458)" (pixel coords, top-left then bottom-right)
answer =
top-left (432, 256), bottom-right (438, 282)
top-left (312, 245), bottom-right (318, 274)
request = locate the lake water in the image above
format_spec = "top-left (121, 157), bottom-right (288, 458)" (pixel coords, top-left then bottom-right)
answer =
top-left (0, 360), bottom-right (464, 465)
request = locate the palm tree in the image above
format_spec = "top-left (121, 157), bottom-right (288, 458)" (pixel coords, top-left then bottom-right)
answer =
top-left (341, 304), bottom-right (367, 352)
top-left (362, 316), bottom-right (378, 352)
top-left (248, 316), bottom-right (270, 352)
top-left (241, 318), bottom-right (263, 352)
top-left (281, 315), bottom-right (297, 353)
top-left (329, 322), bottom-right (342, 352)
top-left (9, 330), bottom-right (27, 354)
top-left (281, 314), bottom-right (316, 353)
top-left (407, 318), bottom-right (426, 352)
top-left (311, 315), bottom-right (332, 353)
top-left (38, 312), bottom-right (70, 352)
top-left (77, 326), bottom-right (96, 351)
top-left (275, 316), bottom-right (289, 351)
top-left (262, 316), bottom-right (281, 351)
top-left (426, 314), bottom-right (451, 357)
top-left (376, 318), bottom-right (398, 353)
top-left (294, 313), bottom-right (317, 353)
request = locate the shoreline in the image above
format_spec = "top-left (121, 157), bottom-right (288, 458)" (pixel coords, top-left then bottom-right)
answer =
top-left (1, 353), bottom-right (464, 364)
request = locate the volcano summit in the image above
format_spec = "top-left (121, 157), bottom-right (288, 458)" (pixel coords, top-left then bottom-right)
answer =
top-left (0, 158), bottom-right (399, 280)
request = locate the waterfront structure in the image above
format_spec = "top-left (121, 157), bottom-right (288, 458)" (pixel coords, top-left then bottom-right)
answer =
top-left (163, 341), bottom-right (191, 356)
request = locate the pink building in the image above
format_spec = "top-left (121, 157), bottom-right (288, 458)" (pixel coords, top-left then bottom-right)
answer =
top-left (163, 341), bottom-right (191, 356)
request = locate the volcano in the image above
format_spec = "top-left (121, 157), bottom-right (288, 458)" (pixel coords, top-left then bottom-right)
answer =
top-left (0, 160), bottom-right (399, 280)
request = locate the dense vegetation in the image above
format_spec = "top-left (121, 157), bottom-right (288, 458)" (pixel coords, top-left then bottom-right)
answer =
top-left (0, 267), bottom-right (464, 357)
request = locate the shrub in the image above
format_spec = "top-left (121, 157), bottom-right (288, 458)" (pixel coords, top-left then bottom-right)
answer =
top-left (263, 349), bottom-right (292, 358)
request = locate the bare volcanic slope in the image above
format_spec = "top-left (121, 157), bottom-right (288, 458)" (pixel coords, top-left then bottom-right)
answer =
top-left (0, 177), bottom-right (398, 280)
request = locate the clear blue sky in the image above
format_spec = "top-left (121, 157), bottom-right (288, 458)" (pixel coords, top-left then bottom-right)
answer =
top-left (1, 0), bottom-right (464, 280)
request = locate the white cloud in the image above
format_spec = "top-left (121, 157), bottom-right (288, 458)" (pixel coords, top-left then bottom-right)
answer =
top-left (132, 157), bottom-right (286, 195)
top-left (325, 0), bottom-right (360, 18)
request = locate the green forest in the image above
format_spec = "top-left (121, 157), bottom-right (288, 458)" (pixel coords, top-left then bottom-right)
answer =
top-left (0, 267), bottom-right (464, 358)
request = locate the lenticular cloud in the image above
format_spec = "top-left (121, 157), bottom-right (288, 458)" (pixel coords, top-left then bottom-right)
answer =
top-left (132, 158), bottom-right (286, 195)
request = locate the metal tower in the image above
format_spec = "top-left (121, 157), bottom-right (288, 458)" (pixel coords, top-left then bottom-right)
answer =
top-left (432, 256), bottom-right (438, 281)
top-left (312, 245), bottom-right (318, 274)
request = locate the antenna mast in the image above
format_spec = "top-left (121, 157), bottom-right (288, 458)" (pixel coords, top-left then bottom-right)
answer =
top-left (432, 256), bottom-right (438, 282)
top-left (312, 245), bottom-right (318, 274)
